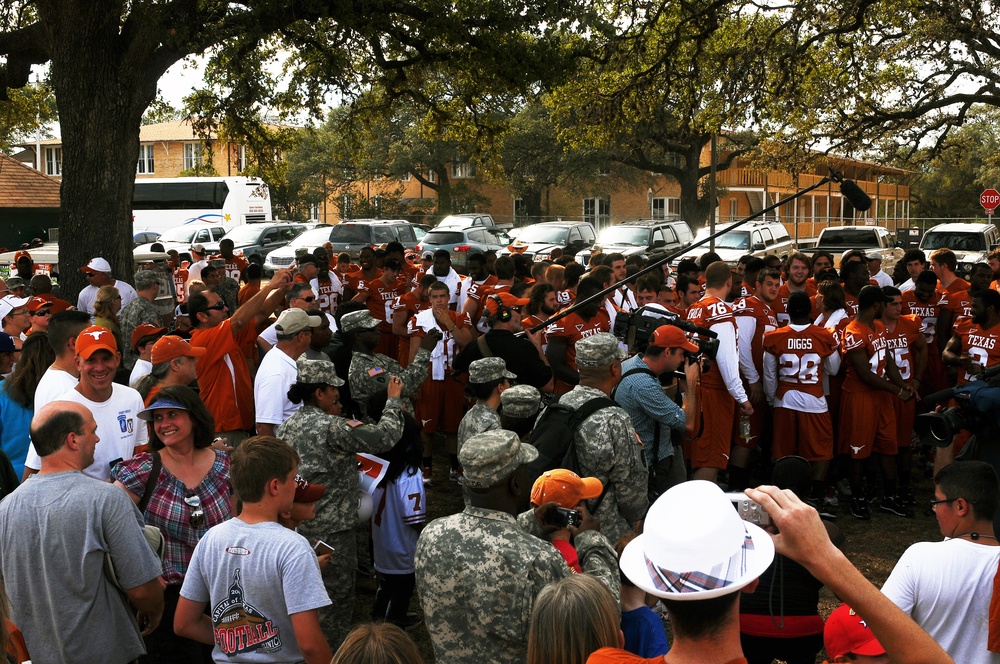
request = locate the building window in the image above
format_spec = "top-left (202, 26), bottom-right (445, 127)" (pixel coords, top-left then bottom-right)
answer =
top-left (729, 198), bottom-right (738, 221)
top-left (651, 197), bottom-right (680, 219)
top-left (596, 162), bottom-right (611, 177)
top-left (45, 147), bottom-right (62, 176)
top-left (183, 143), bottom-right (205, 171)
top-left (513, 198), bottom-right (526, 219)
top-left (341, 195), bottom-right (353, 218)
top-left (136, 145), bottom-right (155, 174)
top-left (583, 197), bottom-right (610, 226)
top-left (401, 172), bottom-right (412, 182)
top-left (238, 145), bottom-right (247, 172)
top-left (309, 203), bottom-right (319, 221)
top-left (452, 160), bottom-right (476, 179)
top-left (426, 170), bottom-right (438, 184)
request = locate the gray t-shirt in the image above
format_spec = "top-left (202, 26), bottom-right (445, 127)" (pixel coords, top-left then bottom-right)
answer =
top-left (180, 518), bottom-right (331, 663)
top-left (0, 471), bottom-right (163, 664)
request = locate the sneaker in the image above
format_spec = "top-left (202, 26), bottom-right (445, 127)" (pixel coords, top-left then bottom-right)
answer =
top-left (823, 491), bottom-right (839, 509)
top-left (422, 473), bottom-right (433, 487)
top-left (879, 496), bottom-right (914, 518)
top-left (449, 469), bottom-right (465, 485)
top-left (850, 498), bottom-right (871, 520)
top-left (836, 478), bottom-right (853, 498)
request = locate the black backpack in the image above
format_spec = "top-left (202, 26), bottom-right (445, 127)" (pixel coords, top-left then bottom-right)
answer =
top-left (525, 394), bottom-right (619, 492)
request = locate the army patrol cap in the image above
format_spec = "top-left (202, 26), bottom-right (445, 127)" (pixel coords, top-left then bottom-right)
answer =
top-left (275, 308), bottom-right (322, 335)
top-left (340, 310), bottom-right (381, 334)
top-left (575, 333), bottom-right (626, 368)
top-left (296, 357), bottom-right (345, 387)
top-left (500, 384), bottom-right (541, 418)
top-left (469, 357), bottom-right (516, 384)
top-left (460, 429), bottom-right (539, 489)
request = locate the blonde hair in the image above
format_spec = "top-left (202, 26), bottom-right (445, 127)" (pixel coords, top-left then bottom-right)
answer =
top-left (93, 285), bottom-right (121, 322)
top-left (527, 575), bottom-right (621, 664)
top-left (331, 623), bottom-right (424, 664)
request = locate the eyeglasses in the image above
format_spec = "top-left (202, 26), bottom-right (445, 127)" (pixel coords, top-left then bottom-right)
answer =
top-left (184, 494), bottom-right (206, 529)
top-left (30, 309), bottom-right (51, 317)
top-left (83, 272), bottom-right (97, 278)
top-left (206, 302), bottom-right (227, 311)
top-left (299, 296), bottom-right (316, 303)
top-left (930, 498), bottom-right (957, 509)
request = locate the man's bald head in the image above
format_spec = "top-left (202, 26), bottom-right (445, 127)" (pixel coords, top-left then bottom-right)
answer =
top-left (31, 401), bottom-right (89, 457)
top-left (29, 274), bottom-right (52, 294)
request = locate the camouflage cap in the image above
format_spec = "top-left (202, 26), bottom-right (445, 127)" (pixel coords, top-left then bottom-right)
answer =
top-left (469, 357), bottom-right (516, 384)
top-left (295, 357), bottom-right (345, 387)
top-left (340, 310), bottom-right (380, 334)
top-left (459, 429), bottom-right (539, 489)
top-left (501, 384), bottom-right (541, 418)
top-left (575, 332), bottom-right (627, 368)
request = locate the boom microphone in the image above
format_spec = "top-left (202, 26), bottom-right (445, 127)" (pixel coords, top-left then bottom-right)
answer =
top-left (839, 179), bottom-right (873, 212)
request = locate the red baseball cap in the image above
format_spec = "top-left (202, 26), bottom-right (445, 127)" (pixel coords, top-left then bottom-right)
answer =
top-left (824, 604), bottom-right (887, 660)
top-left (294, 475), bottom-right (326, 503)
top-left (150, 335), bottom-right (206, 365)
top-left (531, 469), bottom-right (603, 509)
top-left (483, 292), bottom-right (530, 317)
top-left (76, 325), bottom-right (118, 359)
top-left (130, 323), bottom-right (166, 351)
top-left (649, 325), bottom-right (699, 353)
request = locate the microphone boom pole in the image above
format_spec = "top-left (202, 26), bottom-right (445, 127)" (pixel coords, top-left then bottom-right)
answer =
top-left (527, 172), bottom-right (866, 335)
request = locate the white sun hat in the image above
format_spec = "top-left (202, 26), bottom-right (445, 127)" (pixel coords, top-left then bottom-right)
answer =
top-left (620, 480), bottom-right (775, 600)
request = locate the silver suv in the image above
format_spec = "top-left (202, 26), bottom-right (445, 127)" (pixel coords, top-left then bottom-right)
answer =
top-left (679, 220), bottom-right (793, 266)
top-left (919, 222), bottom-right (1000, 279)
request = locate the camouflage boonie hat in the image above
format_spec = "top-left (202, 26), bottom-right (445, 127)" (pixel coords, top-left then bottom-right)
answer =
top-left (469, 357), bottom-right (516, 384)
top-left (460, 429), bottom-right (539, 489)
top-left (575, 333), bottom-right (627, 368)
top-left (501, 384), bottom-right (541, 418)
top-left (340, 310), bottom-right (380, 334)
top-left (296, 357), bottom-right (345, 387)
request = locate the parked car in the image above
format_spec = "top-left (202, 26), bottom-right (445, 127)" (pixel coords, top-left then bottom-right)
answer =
top-left (678, 220), bottom-right (794, 266)
top-left (499, 221), bottom-right (597, 261)
top-left (799, 225), bottom-right (903, 271)
top-left (134, 222), bottom-right (228, 263)
top-left (436, 213), bottom-right (512, 232)
top-left (132, 231), bottom-right (161, 247)
top-left (208, 222), bottom-right (308, 266)
top-left (919, 222), bottom-right (1000, 280)
top-left (327, 219), bottom-right (421, 258)
top-left (575, 218), bottom-right (694, 266)
top-left (416, 227), bottom-right (509, 270)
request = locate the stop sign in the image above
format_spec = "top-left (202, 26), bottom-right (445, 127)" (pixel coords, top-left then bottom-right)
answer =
top-left (982, 189), bottom-right (1000, 214)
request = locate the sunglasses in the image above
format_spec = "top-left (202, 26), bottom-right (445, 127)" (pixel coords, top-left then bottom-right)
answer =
top-left (206, 302), bottom-right (227, 311)
top-left (83, 272), bottom-right (98, 278)
top-left (184, 494), bottom-right (206, 529)
top-left (30, 309), bottom-right (51, 317)
top-left (299, 296), bottom-right (316, 303)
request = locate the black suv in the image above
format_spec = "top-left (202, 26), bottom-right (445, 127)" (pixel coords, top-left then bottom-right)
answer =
top-left (576, 218), bottom-right (694, 265)
top-left (500, 221), bottom-right (597, 261)
top-left (327, 219), bottom-right (420, 258)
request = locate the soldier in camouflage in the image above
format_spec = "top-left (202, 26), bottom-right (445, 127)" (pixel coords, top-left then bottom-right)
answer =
top-left (456, 357), bottom-right (513, 451)
top-left (344, 309), bottom-right (439, 418)
top-left (117, 270), bottom-right (163, 370)
top-left (276, 357), bottom-right (405, 649)
top-left (556, 332), bottom-right (648, 547)
top-left (415, 428), bottom-right (619, 664)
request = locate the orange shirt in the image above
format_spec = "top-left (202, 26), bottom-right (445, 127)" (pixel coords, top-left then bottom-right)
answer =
top-left (955, 318), bottom-right (1000, 385)
top-left (356, 275), bottom-right (404, 327)
top-left (215, 255), bottom-right (249, 281)
top-left (238, 282), bottom-right (260, 306)
top-left (773, 283), bottom-right (817, 325)
top-left (841, 319), bottom-right (889, 392)
top-left (173, 267), bottom-right (189, 303)
top-left (883, 314), bottom-right (923, 382)
top-left (312, 276), bottom-right (343, 318)
top-left (763, 324), bottom-right (838, 400)
top-left (686, 295), bottom-right (736, 389)
top-left (556, 290), bottom-right (576, 308)
top-left (406, 309), bottom-right (472, 373)
top-left (545, 309), bottom-right (611, 370)
top-left (944, 276), bottom-right (971, 293)
top-left (844, 292), bottom-right (859, 318)
top-left (734, 295), bottom-right (778, 370)
top-left (190, 320), bottom-right (256, 431)
top-left (940, 289), bottom-right (973, 327)
top-left (901, 290), bottom-right (947, 348)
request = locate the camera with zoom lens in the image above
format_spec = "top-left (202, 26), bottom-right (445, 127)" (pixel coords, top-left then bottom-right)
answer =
top-left (613, 305), bottom-right (719, 366)
top-left (915, 364), bottom-right (1000, 448)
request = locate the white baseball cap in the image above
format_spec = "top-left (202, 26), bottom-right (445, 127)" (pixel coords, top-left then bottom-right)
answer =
top-left (82, 257), bottom-right (112, 274)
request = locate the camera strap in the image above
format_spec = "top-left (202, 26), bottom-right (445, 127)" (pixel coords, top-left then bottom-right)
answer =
top-left (612, 366), bottom-right (662, 465)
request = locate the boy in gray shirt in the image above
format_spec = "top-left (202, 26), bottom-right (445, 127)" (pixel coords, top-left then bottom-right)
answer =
top-left (176, 437), bottom-right (332, 663)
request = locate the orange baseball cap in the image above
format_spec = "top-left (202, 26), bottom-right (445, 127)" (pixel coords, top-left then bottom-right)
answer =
top-left (294, 475), bottom-right (327, 503)
top-left (26, 297), bottom-right (49, 312)
top-left (76, 326), bottom-right (118, 359)
top-left (130, 323), bottom-right (166, 351)
top-left (531, 469), bottom-right (603, 509)
top-left (14, 250), bottom-right (31, 262)
top-left (649, 325), bottom-right (699, 353)
top-left (483, 291), bottom-right (530, 317)
top-left (150, 335), bottom-right (207, 364)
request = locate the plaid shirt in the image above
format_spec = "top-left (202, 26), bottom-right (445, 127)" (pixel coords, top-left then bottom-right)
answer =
top-left (114, 450), bottom-right (232, 585)
top-left (613, 354), bottom-right (686, 462)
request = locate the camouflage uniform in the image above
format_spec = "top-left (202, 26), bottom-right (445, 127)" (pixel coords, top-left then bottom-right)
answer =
top-left (348, 349), bottom-right (430, 417)
top-left (500, 384), bottom-right (542, 419)
top-left (416, 429), bottom-right (619, 664)
top-left (276, 358), bottom-right (405, 648)
top-left (214, 276), bottom-right (240, 314)
top-left (558, 334), bottom-right (648, 546)
top-left (118, 295), bottom-right (162, 369)
top-left (457, 402), bottom-right (501, 450)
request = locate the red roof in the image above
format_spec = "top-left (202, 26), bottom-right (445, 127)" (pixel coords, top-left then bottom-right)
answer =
top-left (0, 153), bottom-right (61, 208)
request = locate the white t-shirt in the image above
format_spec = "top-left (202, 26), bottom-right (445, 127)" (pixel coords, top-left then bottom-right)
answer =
top-left (33, 367), bottom-right (79, 412)
top-left (371, 470), bottom-right (426, 574)
top-left (882, 537), bottom-right (1000, 664)
top-left (253, 347), bottom-right (300, 427)
top-left (180, 519), bottom-right (331, 663)
top-left (186, 260), bottom-right (208, 295)
top-left (898, 277), bottom-right (916, 292)
top-left (23, 384), bottom-right (148, 481)
top-left (129, 359), bottom-right (152, 388)
top-left (77, 280), bottom-right (138, 317)
top-left (871, 269), bottom-right (894, 288)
